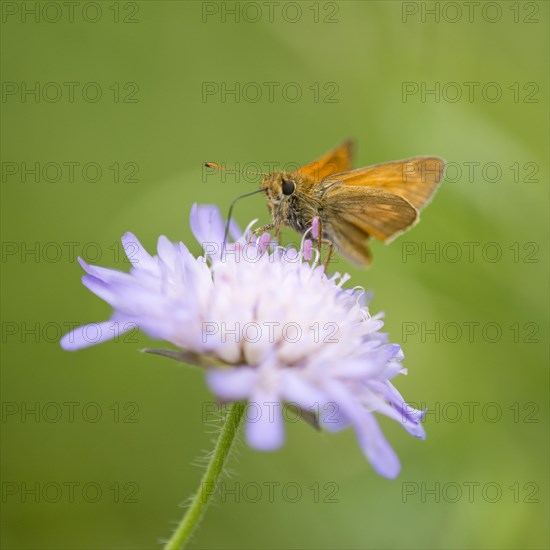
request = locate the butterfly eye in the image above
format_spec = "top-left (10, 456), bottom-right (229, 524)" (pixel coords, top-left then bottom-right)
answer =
top-left (281, 179), bottom-right (296, 196)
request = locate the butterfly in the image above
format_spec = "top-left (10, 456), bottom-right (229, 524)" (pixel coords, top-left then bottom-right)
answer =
top-left (252, 141), bottom-right (445, 266)
top-left (208, 141), bottom-right (445, 267)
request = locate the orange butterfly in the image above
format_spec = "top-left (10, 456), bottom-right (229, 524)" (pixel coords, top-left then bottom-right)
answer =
top-left (209, 141), bottom-right (445, 267)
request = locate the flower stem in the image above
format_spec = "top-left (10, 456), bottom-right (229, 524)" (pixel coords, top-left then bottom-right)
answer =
top-left (164, 401), bottom-right (246, 550)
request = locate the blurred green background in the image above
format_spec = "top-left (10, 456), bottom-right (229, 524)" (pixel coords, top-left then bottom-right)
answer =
top-left (1, 1), bottom-right (548, 548)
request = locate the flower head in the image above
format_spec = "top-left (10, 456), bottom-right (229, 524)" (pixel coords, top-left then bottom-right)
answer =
top-left (61, 204), bottom-right (425, 478)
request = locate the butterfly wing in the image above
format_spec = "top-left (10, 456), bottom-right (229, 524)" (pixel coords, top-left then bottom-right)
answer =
top-left (323, 215), bottom-right (374, 267)
top-left (325, 156), bottom-right (445, 210)
top-left (295, 140), bottom-right (354, 183)
top-left (320, 185), bottom-right (418, 264)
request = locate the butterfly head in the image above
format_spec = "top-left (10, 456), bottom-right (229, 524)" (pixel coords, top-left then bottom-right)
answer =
top-left (261, 171), bottom-right (298, 204)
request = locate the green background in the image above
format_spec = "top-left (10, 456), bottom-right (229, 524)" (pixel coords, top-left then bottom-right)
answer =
top-left (1, 1), bottom-right (548, 548)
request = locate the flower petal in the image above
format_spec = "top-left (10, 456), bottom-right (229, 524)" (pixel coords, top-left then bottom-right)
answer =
top-left (121, 232), bottom-right (157, 272)
top-left (325, 380), bottom-right (401, 478)
top-left (60, 320), bottom-right (131, 351)
top-left (245, 392), bottom-right (285, 451)
top-left (190, 203), bottom-right (226, 257)
top-left (357, 412), bottom-right (401, 479)
top-left (207, 368), bottom-right (257, 400)
top-left (77, 257), bottom-right (129, 284)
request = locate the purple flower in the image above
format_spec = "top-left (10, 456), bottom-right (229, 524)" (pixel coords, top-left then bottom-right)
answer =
top-left (61, 204), bottom-right (425, 478)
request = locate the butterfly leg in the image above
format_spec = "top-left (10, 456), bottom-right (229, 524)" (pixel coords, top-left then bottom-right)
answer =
top-left (315, 218), bottom-right (324, 259)
top-left (250, 223), bottom-right (276, 242)
top-left (253, 223), bottom-right (275, 235)
top-left (314, 219), bottom-right (334, 270)
top-left (322, 243), bottom-right (335, 271)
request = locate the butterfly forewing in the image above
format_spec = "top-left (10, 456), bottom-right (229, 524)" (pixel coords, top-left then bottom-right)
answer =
top-left (323, 156), bottom-right (445, 210)
top-left (295, 140), bottom-right (354, 183)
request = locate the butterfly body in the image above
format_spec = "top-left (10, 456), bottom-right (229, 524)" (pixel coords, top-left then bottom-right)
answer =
top-left (259, 141), bottom-right (445, 267)
top-left (261, 171), bottom-right (322, 235)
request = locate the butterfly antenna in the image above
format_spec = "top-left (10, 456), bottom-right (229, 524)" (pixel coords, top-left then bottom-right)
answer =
top-left (204, 162), bottom-right (269, 177)
top-left (222, 189), bottom-right (266, 257)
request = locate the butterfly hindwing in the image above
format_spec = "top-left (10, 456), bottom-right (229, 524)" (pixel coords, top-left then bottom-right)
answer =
top-left (321, 185), bottom-right (419, 244)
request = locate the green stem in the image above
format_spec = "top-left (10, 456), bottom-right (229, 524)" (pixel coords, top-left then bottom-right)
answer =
top-left (164, 401), bottom-right (246, 550)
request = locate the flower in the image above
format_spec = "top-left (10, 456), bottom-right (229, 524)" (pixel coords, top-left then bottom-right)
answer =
top-left (61, 204), bottom-right (425, 478)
